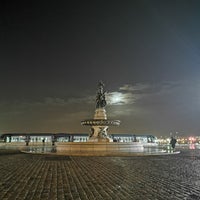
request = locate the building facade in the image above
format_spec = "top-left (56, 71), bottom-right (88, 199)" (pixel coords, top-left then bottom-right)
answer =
top-left (0, 133), bottom-right (157, 145)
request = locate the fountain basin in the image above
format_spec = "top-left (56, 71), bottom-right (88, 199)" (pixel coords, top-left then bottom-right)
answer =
top-left (56, 142), bottom-right (144, 156)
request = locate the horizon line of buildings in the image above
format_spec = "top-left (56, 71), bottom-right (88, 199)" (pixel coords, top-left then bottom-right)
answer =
top-left (0, 132), bottom-right (156, 144)
top-left (1, 132), bottom-right (199, 145)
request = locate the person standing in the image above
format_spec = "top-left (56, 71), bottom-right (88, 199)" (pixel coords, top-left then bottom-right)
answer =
top-left (170, 137), bottom-right (177, 151)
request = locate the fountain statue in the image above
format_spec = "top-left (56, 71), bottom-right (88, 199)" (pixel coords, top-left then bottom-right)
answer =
top-left (81, 81), bottom-right (120, 142)
top-left (95, 81), bottom-right (107, 109)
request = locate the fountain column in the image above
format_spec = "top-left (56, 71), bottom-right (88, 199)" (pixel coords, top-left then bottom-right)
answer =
top-left (89, 108), bottom-right (109, 142)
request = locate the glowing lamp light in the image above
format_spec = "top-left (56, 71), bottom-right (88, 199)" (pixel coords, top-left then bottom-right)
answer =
top-left (188, 137), bottom-right (196, 144)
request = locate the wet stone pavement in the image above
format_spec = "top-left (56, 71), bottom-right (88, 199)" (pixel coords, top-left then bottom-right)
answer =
top-left (0, 149), bottom-right (200, 200)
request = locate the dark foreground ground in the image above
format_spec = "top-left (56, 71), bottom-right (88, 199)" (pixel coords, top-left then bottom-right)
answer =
top-left (0, 148), bottom-right (200, 200)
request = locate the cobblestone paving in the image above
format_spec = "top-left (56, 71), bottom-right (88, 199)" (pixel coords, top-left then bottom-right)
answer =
top-left (0, 149), bottom-right (200, 200)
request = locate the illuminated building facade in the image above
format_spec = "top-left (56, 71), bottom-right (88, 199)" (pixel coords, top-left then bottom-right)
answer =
top-left (0, 133), bottom-right (157, 144)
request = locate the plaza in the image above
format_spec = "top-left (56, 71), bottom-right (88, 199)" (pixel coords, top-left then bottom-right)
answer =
top-left (0, 147), bottom-right (200, 200)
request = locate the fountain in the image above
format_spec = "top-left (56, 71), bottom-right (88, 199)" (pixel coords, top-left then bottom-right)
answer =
top-left (81, 81), bottom-right (120, 142)
top-left (56, 81), bottom-right (144, 155)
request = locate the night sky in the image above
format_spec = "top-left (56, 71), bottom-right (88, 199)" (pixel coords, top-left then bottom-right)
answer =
top-left (1, 0), bottom-right (200, 137)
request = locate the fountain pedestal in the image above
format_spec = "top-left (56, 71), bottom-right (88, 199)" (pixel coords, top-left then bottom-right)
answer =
top-left (81, 107), bottom-right (121, 142)
top-left (89, 108), bottom-right (110, 142)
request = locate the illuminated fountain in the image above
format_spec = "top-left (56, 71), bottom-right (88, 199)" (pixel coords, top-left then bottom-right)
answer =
top-left (56, 81), bottom-right (144, 155)
top-left (81, 81), bottom-right (120, 142)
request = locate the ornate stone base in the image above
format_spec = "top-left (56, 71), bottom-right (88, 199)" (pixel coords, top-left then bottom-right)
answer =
top-left (88, 108), bottom-right (110, 142)
top-left (81, 108), bottom-right (120, 143)
top-left (89, 125), bottom-right (110, 142)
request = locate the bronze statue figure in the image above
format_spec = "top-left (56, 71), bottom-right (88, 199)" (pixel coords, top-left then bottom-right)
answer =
top-left (96, 81), bottom-right (107, 108)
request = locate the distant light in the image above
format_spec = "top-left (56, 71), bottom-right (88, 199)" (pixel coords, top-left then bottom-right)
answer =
top-left (188, 137), bottom-right (196, 144)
